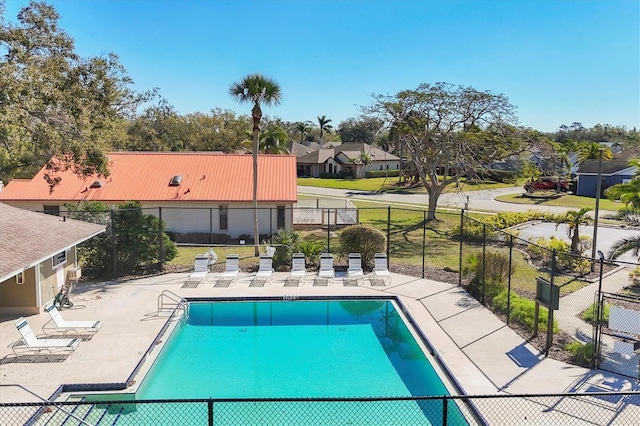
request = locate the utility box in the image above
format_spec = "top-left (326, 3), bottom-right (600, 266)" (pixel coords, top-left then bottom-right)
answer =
top-left (67, 267), bottom-right (82, 281)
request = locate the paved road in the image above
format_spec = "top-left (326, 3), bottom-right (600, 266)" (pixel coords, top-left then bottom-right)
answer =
top-left (298, 184), bottom-right (614, 217)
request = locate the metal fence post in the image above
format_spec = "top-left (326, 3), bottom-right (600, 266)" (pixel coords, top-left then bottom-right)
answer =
top-left (507, 234), bottom-right (513, 325)
top-left (546, 250), bottom-right (557, 355)
top-left (442, 396), bottom-right (448, 426)
top-left (111, 207), bottom-right (117, 280)
top-left (208, 398), bottom-right (213, 426)
top-left (158, 206), bottom-right (165, 268)
top-left (482, 224), bottom-right (487, 305)
top-left (458, 209), bottom-right (464, 286)
top-left (326, 209), bottom-right (331, 252)
top-left (422, 210), bottom-right (427, 279)
top-left (387, 206), bottom-right (391, 258)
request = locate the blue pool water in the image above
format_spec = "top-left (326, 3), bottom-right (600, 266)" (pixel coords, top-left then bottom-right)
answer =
top-left (83, 299), bottom-right (470, 425)
top-left (137, 300), bottom-right (451, 400)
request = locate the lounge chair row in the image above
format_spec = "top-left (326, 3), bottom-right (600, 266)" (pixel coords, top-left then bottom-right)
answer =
top-left (11, 304), bottom-right (103, 358)
top-left (186, 252), bottom-right (391, 287)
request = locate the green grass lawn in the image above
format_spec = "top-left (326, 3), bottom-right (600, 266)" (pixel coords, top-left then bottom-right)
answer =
top-left (297, 177), bottom-right (522, 194)
top-left (495, 193), bottom-right (622, 211)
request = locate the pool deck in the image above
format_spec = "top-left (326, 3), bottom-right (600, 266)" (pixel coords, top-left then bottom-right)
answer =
top-left (1, 271), bottom-right (638, 423)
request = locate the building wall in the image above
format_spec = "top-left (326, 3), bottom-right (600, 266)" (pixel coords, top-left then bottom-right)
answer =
top-left (0, 267), bottom-right (37, 315)
top-left (576, 174), bottom-right (631, 197)
top-left (0, 201), bottom-right (294, 238)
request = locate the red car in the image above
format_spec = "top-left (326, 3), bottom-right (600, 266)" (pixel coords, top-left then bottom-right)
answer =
top-left (524, 178), bottom-right (569, 193)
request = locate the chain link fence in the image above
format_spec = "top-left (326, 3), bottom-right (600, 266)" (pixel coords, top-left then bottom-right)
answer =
top-left (1, 392), bottom-right (639, 425)
top-left (56, 204), bottom-right (640, 359)
top-left (595, 292), bottom-right (640, 379)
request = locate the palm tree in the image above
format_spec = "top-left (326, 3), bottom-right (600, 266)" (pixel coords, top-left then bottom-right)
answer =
top-left (260, 124), bottom-right (288, 154)
top-left (554, 207), bottom-right (592, 254)
top-left (295, 121), bottom-right (313, 143)
top-left (607, 234), bottom-right (640, 260)
top-left (578, 142), bottom-right (613, 163)
top-left (229, 74), bottom-right (282, 255)
top-left (317, 115), bottom-right (333, 145)
top-left (604, 160), bottom-right (640, 208)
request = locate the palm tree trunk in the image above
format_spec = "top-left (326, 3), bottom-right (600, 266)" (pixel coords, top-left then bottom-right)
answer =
top-left (252, 104), bottom-right (261, 256)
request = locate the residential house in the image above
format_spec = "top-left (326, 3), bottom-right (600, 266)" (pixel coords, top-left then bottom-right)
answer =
top-left (575, 159), bottom-right (637, 198)
top-left (0, 203), bottom-right (105, 315)
top-left (293, 142), bottom-right (400, 177)
top-left (0, 152), bottom-right (298, 239)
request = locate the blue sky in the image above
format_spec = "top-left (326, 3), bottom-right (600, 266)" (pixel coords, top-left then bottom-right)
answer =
top-left (4, 0), bottom-right (639, 132)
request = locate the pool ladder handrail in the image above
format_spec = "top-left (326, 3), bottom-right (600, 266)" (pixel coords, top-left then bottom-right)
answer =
top-left (158, 289), bottom-right (189, 324)
top-left (0, 384), bottom-right (96, 426)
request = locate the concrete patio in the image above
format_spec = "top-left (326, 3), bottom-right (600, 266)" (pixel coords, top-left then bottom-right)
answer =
top-left (1, 271), bottom-right (638, 424)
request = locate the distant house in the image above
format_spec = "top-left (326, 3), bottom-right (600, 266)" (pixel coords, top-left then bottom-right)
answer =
top-left (0, 152), bottom-right (298, 239)
top-left (0, 203), bottom-right (104, 315)
top-left (575, 159), bottom-right (637, 198)
top-left (293, 142), bottom-right (400, 177)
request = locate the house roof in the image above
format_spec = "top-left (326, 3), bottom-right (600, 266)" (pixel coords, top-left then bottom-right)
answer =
top-left (575, 159), bottom-right (636, 176)
top-left (288, 141), bottom-right (322, 157)
top-left (0, 152), bottom-right (298, 203)
top-left (297, 149), bottom-right (336, 165)
top-left (0, 203), bottom-right (105, 282)
top-left (296, 143), bottom-right (400, 165)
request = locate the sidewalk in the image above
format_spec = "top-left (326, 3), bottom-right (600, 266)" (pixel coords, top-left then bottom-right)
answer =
top-left (1, 271), bottom-right (637, 424)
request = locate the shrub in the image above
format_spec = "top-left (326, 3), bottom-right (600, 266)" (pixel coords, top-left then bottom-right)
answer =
top-left (266, 229), bottom-right (301, 268)
top-left (475, 169), bottom-right (518, 184)
top-left (365, 169), bottom-right (400, 178)
top-left (565, 341), bottom-right (593, 368)
top-left (581, 302), bottom-right (610, 324)
top-left (629, 267), bottom-right (640, 286)
top-left (298, 240), bottom-right (326, 267)
top-left (527, 236), bottom-right (591, 273)
top-left (462, 251), bottom-right (512, 301)
top-left (338, 225), bottom-right (386, 270)
top-left (493, 290), bottom-right (559, 333)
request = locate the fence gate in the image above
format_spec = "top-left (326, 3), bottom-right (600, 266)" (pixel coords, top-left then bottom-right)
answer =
top-left (594, 292), bottom-right (640, 379)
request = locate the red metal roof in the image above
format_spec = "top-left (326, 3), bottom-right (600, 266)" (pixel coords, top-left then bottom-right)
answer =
top-left (0, 152), bottom-right (298, 203)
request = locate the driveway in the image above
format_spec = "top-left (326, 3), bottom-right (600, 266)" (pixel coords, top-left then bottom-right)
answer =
top-left (298, 184), bottom-right (613, 217)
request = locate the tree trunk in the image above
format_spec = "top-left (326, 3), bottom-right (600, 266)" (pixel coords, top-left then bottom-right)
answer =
top-left (252, 104), bottom-right (261, 256)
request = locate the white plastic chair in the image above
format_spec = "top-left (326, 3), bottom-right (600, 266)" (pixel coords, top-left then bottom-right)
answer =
top-left (252, 255), bottom-right (273, 286)
top-left (43, 303), bottom-right (103, 337)
top-left (11, 318), bottom-right (80, 357)
top-left (315, 253), bottom-right (334, 286)
top-left (185, 254), bottom-right (209, 287)
top-left (216, 254), bottom-right (240, 286)
top-left (373, 253), bottom-right (391, 286)
top-left (346, 253), bottom-right (364, 285)
top-left (287, 253), bottom-right (306, 286)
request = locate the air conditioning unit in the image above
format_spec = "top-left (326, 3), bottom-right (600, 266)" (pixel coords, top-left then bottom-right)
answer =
top-left (67, 268), bottom-right (81, 281)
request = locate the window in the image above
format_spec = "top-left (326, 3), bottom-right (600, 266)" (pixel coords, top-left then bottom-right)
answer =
top-left (219, 205), bottom-right (228, 230)
top-left (44, 205), bottom-right (60, 216)
top-left (277, 206), bottom-right (285, 229)
top-left (16, 272), bottom-right (24, 285)
top-left (52, 251), bottom-right (67, 269)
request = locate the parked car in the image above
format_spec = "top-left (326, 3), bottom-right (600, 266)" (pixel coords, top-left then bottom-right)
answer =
top-left (524, 178), bottom-right (569, 193)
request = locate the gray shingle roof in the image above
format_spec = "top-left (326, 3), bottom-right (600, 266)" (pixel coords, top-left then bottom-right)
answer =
top-left (0, 203), bottom-right (105, 281)
top-left (576, 159), bottom-right (635, 175)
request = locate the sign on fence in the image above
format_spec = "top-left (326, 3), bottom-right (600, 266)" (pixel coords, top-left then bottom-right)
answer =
top-left (535, 277), bottom-right (559, 310)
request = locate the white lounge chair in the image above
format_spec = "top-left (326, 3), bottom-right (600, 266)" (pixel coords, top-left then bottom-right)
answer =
top-left (184, 254), bottom-right (209, 287)
top-left (252, 256), bottom-right (274, 287)
top-left (11, 317), bottom-right (80, 357)
top-left (315, 253), bottom-right (334, 286)
top-left (43, 303), bottom-right (103, 337)
top-left (287, 253), bottom-right (306, 286)
top-left (372, 253), bottom-right (391, 286)
top-left (216, 254), bottom-right (240, 287)
top-left (346, 253), bottom-right (364, 285)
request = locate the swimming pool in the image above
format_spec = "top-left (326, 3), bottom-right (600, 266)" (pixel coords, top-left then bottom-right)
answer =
top-left (137, 299), bottom-right (454, 399)
top-left (78, 298), bottom-right (470, 425)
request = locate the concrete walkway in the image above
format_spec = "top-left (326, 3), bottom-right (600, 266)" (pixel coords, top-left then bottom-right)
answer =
top-left (1, 271), bottom-right (638, 425)
top-left (556, 267), bottom-right (632, 343)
